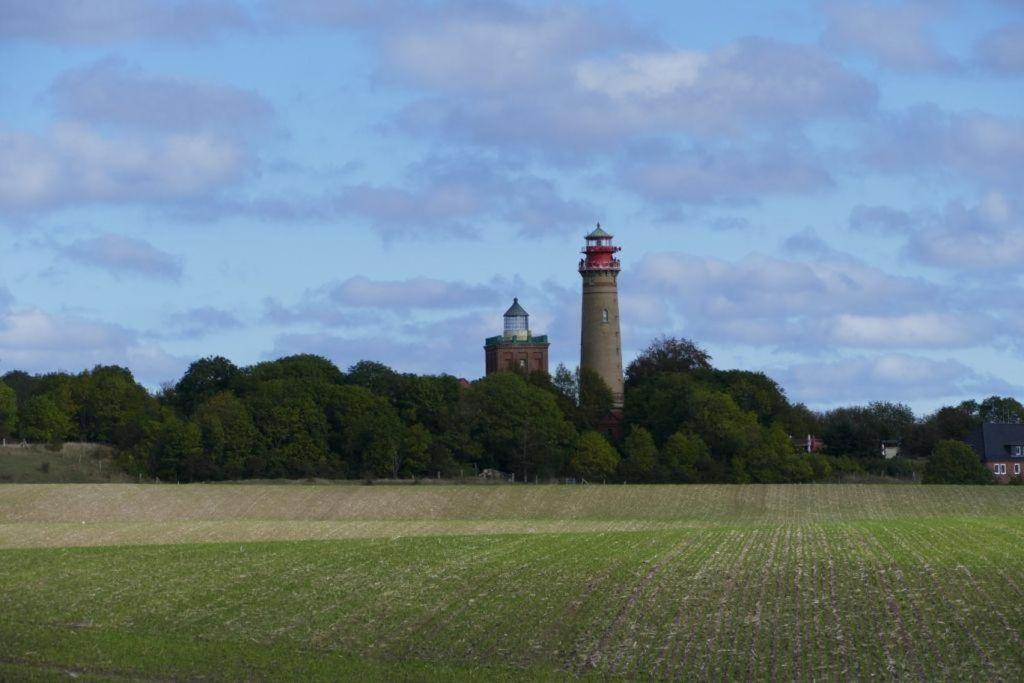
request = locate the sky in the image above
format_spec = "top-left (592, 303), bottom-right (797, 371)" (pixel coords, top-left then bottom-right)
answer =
top-left (1, 0), bottom-right (1023, 414)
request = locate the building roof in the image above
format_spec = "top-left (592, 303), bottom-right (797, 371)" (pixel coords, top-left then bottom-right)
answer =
top-left (965, 423), bottom-right (1024, 461)
top-left (503, 297), bottom-right (528, 317)
top-left (484, 334), bottom-right (549, 347)
top-left (586, 224), bottom-right (612, 239)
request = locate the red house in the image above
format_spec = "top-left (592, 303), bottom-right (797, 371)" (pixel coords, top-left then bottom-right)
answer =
top-left (965, 423), bottom-right (1024, 482)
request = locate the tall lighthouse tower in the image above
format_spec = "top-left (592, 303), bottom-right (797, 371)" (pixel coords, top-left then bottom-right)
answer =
top-left (579, 224), bottom-right (624, 407)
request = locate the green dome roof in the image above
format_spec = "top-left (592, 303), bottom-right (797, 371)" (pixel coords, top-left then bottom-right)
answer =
top-left (586, 224), bottom-right (612, 239)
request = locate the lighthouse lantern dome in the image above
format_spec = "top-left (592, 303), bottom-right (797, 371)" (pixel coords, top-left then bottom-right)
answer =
top-left (503, 297), bottom-right (530, 340)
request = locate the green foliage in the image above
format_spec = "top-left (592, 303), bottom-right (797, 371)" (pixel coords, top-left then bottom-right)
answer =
top-left (174, 356), bottom-right (241, 416)
top-left (401, 424), bottom-right (433, 478)
top-left (962, 396), bottom-right (1024, 424)
top-left (462, 372), bottom-right (575, 479)
top-left (571, 431), bottom-right (620, 481)
top-left (194, 392), bottom-right (263, 479)
top-left (21, 394), bottom-right (73, 445)
top-left (0, 381), bottom-right (16, 439)
top-left (901, 405), bottom-right (980, 459)
top-left (326, 385), bottom-right (403, 478)
top-left (821, 402), bottom-right (915, 459)
top-left (923, 440), bottom-right (993, 484)
top-left (660, 432), bottom-right (708, 483)
top-left (577, 367), bottom-right (613, 431)
top-left (77, 366), bottom-right (155, 448)
top-left (619, 426), bottom-right (657, 481)
top-left (141, 412), bottom-right (203, 481)
top-left (740, 424), bottom-right (812, 484)
top-left (551, 363), bottom-right (577, 404)
top-left (625, 335), bottom-right (712, 387)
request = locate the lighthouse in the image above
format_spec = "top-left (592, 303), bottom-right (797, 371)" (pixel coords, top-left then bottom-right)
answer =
top-left (579, 224), bottom-right (624, 407)
top-left (484, 298), bottom-right (550, 375)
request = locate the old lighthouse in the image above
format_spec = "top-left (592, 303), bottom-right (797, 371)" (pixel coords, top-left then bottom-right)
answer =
top-left (579, 224), bottom-right (624, 407)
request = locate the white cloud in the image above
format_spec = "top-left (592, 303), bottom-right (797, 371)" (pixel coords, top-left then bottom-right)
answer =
top-left (974, 23), bottom-right (1024, 74)
top-left (628, 251), bottom-right (997, 351)
top-left (829, 313), bottom-right (986, 348)
top-left (822, 1), bottom-right (954, 70)
top-left (618, 140), bottom-right (833, 205)
top-left (575, 50), bottom-right (707, 99)
top-left (303, 1), bottom-right (875, 156)
top-left (866, 105), bottom-right (1024, 186)
top-left (0, 123), bottom-right (248, 211)
top-left (774, 354), bottom-right (1014, 406)
top-left (905, 192), bottom-right (1024, 271)
top-left (55, 234), bottom-right (183, 280)
top-left (0, 307), bottom-right (185, 386)
top-left (163, 307), bottom-right (243, 339)
top-left (0, 0), bottom-right (250, 44)
top-left (48, 58), bottom-right (273, 133)
top-left (329, 276), bottom-right (501, 310)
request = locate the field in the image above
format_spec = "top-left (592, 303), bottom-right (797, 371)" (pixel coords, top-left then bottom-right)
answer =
top-left (1, 484), bottom-right (1023, 680)
top-left (0, 443), bottom-right (129, 484)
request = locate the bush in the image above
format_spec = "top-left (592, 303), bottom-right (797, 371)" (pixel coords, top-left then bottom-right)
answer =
top-left (923, 440), bottom-right (992, 485)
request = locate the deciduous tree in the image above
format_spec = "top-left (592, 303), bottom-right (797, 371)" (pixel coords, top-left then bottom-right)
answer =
top-left (571, 431), bottom-right (619, 481)
top-left (923, 440), bottom-right (992, 484)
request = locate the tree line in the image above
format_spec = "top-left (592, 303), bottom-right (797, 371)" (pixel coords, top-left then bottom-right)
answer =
top-left (0, 337), bottom-right (1010, 483)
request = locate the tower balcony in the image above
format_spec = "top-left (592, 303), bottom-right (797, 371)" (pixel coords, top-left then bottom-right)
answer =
top-left (579, 257), bottom-right (621, 272)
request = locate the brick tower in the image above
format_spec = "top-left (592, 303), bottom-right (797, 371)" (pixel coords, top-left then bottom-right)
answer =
top-left (579, 224), bottom-right (624, 407)
top-left (484, 298), bottom-right (549, 375)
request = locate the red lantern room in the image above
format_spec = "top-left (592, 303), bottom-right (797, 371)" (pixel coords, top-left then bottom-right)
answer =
top-left (579, 223), bottom-right (621, 273)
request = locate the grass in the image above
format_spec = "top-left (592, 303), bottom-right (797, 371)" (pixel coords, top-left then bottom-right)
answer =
top-left (1, 484), bottom-right (1023, 679)
top-left (0, 443), bottom-right (130, 484)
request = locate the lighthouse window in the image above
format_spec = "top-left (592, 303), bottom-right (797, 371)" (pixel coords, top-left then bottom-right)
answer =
top-left (602, 309), bottom-right (609, 323)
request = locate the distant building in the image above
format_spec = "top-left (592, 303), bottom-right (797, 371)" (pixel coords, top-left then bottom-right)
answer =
top-left (965, 423), bottom-right (1024, 482)
top-left (881, 439), bottom-right (901, 459)
top-left (793, 434), bottom-right (825, 453)
top-left (484, 298), bottom-right (549, 375)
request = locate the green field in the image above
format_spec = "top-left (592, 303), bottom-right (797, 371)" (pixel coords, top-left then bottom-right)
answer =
top-left (2, 484), bottom-right (1023, 680)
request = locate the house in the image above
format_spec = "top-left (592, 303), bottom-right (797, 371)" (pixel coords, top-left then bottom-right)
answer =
top-left (965, 423), bottom-right (1024, 482)
top-left (792, 434), bottom-right (825, 453)
top-left (881, 439), bottom-right (901, 459)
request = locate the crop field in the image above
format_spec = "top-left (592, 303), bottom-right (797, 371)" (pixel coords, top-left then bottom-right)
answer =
top-left (1, 484), bottom-right (1023, 680)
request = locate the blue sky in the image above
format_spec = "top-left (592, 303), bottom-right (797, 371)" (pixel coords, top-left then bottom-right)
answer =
top-left (1, 0), bottom-right (1023, 414)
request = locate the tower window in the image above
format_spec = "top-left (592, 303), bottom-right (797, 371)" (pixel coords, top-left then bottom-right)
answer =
top-left (602, 308), bottom-right (609, 323)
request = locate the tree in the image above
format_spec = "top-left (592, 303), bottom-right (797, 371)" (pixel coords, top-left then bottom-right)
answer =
top-left (142, 413), bottom-right (203, 481)
top-left (551, 363), bottom-right (577, 404)
top-left (660, 432), bottom-right (708, 483)
top-left (620, 426), bottom-right (658, 481)
top-left (174, 356), bottom-right (241, 416)
top-left (977, 396), bottom-right (1024, 424)
top-left (0, 381), bottom-right (16, 439)
top-left (577, 367), bottom-right (613, 431)
top-left (21, 394), bottom-right (73, 444)
top-left (821, 402), bottom-right (915, 459)
top-left (625, 336), bottom-right (712, 387)
top-left (740, 424), bottom-right (812, 484)
top-left (571, 431), bottom-right (620, 481)
top-left (923, 440), bottom-right (992, 484)
top-left (324, 385), bottom-right (403, 478)
top-left (902, 405), bottom-right (980, 459)
top-left (77, 365), bottom-right (154, 448)
top-left (461, 372), bottom-right (576, 479)
top-left (713, 370), bottom-right (790, 426)
top-left (194, 391), bottom-right (263, 479)
top-left (401, 424), bottom-right (433, 478)
top-left (624, 372), bottom-right (698, 445)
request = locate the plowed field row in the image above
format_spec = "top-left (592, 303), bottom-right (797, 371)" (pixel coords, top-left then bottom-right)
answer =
top-left (1, 484), bottom-right (1023, 680)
